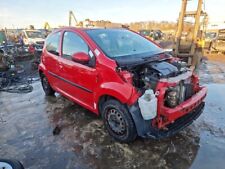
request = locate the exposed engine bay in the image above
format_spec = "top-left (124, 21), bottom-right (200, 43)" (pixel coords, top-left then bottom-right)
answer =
top-left (117, 55), bottom-right (207, 132)
top-left (131, 61), bottom-right (187, 91)
top-left (122, 59), bottom-right (195, 109)
top-left (115, 51), bottom-right (206, 131)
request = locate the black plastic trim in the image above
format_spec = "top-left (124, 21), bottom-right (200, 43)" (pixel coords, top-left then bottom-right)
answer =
top-left (128, 102), bottom-right (205, 139)
top-left (48, 71), bottom-right (93, 93)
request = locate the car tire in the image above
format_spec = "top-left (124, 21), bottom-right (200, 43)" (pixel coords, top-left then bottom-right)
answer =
top-left (40, 74), bottom-right (55, 96)
top-left (0, 159), bottom-right (24, 169)
top-left (102, 99), bottom-right (137, 143)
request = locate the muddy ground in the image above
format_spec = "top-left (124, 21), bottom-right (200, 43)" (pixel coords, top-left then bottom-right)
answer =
top-left (1, 58), bottom-right (225, 169)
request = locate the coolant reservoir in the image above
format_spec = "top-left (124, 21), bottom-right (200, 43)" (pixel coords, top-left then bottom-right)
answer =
top-left (138, 89), bottom-right (157, 120)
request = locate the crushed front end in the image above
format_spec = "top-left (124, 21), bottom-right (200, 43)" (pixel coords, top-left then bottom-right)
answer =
top-left (119, 54), bottom-right (207, 139)
top-left (148, 71), bottom-right (207, 138)
top-left (153, 71), bottom-right (207, 128)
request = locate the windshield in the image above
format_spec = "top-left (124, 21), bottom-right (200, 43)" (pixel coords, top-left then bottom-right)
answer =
top-left (26, 31), bottom-right (45, 39)
top-left (206, 32), bottom-right (217, 39)
top-left (86, 29), bottom-right (163, 58)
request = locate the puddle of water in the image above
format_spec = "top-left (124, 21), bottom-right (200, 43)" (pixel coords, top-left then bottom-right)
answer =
top-left (189, 83), bottom-right (225, 169)
top-left (190, 131), bottom-right (225, 169)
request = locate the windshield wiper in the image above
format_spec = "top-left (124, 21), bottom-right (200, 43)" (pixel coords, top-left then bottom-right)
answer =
top-left (142, 52), bottom-right (165, 61)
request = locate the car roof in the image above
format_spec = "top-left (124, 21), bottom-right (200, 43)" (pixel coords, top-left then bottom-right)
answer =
top-left (53, 26), bottom-right (125, 32)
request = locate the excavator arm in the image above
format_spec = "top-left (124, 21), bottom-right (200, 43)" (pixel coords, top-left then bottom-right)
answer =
top-left (69, 11), bottom-right (78, 26)
top-left (174, 0), bottom-right (207, 71)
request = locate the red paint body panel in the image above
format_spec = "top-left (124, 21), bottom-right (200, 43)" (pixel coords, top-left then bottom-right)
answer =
top-left (162, 87), bottom-right (207, 119)
top-left (39, 27), bottom-right (206, 130)
top-left (39, 27), bottom-right (135, 115)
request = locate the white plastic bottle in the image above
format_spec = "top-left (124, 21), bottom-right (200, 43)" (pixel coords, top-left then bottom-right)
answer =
top-left (138, 89), bottom-right (158, 120)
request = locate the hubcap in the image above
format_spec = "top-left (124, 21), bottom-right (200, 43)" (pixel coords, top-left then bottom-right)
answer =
top-left (106, 108), bottom-right (126, 135)
top-left (0, 162), bottom-right (13, 169)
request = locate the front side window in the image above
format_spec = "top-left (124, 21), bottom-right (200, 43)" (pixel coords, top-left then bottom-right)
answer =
top-left (62, 31), bottom-right (89, 60)
top-left (46, 32), bottom-right (61, 55)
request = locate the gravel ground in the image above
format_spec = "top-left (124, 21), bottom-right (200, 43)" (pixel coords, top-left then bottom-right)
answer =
top-left (0, 59), bottom-right (225, 169)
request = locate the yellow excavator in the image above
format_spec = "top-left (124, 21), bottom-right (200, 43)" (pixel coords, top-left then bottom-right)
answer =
top-left (44, 22), bottom-right (51, 30)
top-left (43, 22), bottom-right (52, 37)
top-left (173, 0), bottom-right (208, 71)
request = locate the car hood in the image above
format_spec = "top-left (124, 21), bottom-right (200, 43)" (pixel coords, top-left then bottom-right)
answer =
top-left (113, 51), bottom-right (169, 69)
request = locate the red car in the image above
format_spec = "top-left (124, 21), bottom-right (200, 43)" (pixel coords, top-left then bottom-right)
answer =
top-left (39, 27), bottom-right (207, 142)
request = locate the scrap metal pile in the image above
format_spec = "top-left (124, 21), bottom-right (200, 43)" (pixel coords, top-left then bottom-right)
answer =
top-left (0, 59), bottom-right (38, 94)
top-left (0, 28), bottom-right (43, 93)
top-left (0, 67), bottom-right (34, 94)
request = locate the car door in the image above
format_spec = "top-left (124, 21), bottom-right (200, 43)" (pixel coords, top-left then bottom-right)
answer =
top-left (58, 31), bottom-right (97, 110)
top-left (42, 31), bottom-right (61, 89)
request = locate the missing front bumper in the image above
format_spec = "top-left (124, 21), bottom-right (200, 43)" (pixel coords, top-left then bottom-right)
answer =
top-left (146, 102), bottom-right (205, 139)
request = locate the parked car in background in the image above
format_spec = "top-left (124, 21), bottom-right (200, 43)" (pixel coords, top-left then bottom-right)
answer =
top-left (204, 32), bottom-right (217, 51)
top-left (205, 29), bottom-right (225, 54)
top-left (139, 29), bottom-right (163, 40)
top-left (0, 30), bottom-right (7, 45)
top-left (21, 29), bottom-right (45, 45)
top-left (213, 29), bottom-right (225, 53)
top-left (39, 27), bottom-right (207, 142)
top-left (21, 29), bottom-right (45, 55)
top-left (139, 29), bottom-right (151, 38)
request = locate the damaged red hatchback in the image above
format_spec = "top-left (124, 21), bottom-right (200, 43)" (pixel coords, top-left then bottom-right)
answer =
top-left (39, 27), bottom-right (207, 142)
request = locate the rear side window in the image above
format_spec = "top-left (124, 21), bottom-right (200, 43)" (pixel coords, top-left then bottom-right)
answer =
top-left (46, 32), bottom-right (61, 55)
top-left (62, 31), bottom-right (89, 60)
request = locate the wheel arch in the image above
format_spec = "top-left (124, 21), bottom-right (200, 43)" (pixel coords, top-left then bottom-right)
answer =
top-left (96, 82), bottom-right (135, 115)
top-left (98, 94), bottom-right (118, 116)
top-left (38, 62), bottom-right (47, 77)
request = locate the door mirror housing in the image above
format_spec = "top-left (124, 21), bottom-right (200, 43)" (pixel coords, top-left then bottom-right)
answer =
top-left (72, 52), bottom-right (90, 64)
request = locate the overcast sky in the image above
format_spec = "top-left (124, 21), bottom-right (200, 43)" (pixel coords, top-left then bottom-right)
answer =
top-left (0, 0), bottom-right (225, 28)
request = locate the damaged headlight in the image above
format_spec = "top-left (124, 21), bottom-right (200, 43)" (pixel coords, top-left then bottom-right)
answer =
top-left (165, 88), bottom-right (179, 108)
top-left (165, 81), bottom-right (188, 108)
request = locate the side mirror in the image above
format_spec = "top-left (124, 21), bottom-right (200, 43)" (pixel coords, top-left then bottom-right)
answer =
top-left (72, 52), bottom-right (90, 64)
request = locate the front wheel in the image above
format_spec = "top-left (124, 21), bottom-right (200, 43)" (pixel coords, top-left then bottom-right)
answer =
top-left (102, 99), bottom-right (137, 143)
